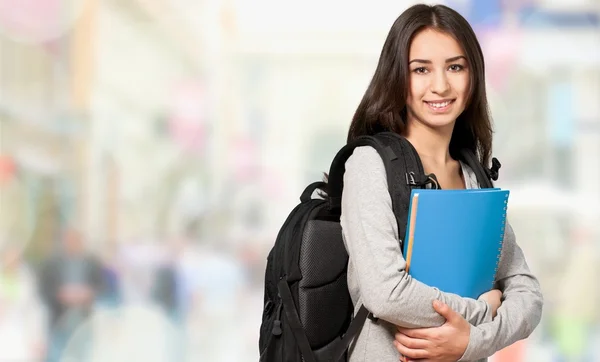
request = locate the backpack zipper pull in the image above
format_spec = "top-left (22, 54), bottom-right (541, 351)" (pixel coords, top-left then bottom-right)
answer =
top-left (272, 298), bottom-right (283, 336)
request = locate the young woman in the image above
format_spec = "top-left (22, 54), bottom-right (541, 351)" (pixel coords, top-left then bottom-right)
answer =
top-left (341, 4), bottom-right (543, 362)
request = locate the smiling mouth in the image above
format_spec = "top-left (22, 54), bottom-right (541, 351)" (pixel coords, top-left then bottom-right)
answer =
top-left (424, 100), bottom-right (455, 111)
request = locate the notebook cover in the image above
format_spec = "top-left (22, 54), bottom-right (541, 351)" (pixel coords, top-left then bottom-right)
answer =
top-left (403, 189), bottom-right (509, 299)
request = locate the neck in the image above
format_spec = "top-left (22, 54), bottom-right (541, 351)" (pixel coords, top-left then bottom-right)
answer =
top-left (403, 118), bottom-right (454, 167)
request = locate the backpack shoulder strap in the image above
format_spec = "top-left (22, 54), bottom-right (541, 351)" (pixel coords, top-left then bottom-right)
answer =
top-left (326, 135), bottom-right (394, 212)
top-left (459, 149), bottom-right (502, 189)
top-left (370, 132), bottom-right (438, 246)
top-left (372, 132), bottom-right (433, 187)
top-left (327, 131), bottom-right (435, 247)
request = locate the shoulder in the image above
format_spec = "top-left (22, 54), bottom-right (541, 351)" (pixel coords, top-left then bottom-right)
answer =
top-left (347, 145), bottom-right (379, 160)
top-left (345, 146), bottom-right (385, 173)
top-left (459, 161), bottom-right (481, 189)
top-left (342, 146), bottom-right (390, 200)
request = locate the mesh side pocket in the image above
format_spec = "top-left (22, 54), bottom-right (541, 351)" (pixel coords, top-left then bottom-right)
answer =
top-left (298, 271), bottom-right (353, 349)
top-left (299, 220), bottom-right (347, 288)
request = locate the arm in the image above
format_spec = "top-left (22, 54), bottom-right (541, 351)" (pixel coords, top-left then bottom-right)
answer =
top-left (341, 146), bottom-right (493, 328)
top-left (458, 222), bottom-right (544, 361)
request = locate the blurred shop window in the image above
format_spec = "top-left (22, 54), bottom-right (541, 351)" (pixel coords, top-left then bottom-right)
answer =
top-left (493, 72), bottom-right (548, 182)
top-left (304, 129), bottom-right (346, 185)
top-left (546, 80), bottom-right (575, 188)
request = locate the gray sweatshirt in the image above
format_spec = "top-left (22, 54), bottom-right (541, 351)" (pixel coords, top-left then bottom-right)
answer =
top-left (340, 146), bottom-right (543, 362)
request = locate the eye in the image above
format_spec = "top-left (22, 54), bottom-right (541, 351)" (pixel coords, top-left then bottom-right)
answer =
top-left (413, 67), bottom-right (428, 74)
top-left (448, 64), bottom-right (464, 72)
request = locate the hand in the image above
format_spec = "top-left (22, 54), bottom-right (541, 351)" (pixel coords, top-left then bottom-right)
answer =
top-left (479, 289), bottom-right (502, 319)
top-left (394, 300), bottom-right (470, 362)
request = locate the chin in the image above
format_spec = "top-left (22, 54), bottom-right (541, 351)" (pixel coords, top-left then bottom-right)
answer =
top-left (418, 114), bottom-right (457, 130)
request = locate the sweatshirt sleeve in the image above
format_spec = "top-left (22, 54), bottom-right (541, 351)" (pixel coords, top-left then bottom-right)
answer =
top-left (340, 146), bottom-right (493, 328)
top-left (458, 222), bottom-right (544, 361)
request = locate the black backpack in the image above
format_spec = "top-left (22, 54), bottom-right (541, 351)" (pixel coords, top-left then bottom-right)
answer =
top-left (258, 131), bottom-right (500, 362)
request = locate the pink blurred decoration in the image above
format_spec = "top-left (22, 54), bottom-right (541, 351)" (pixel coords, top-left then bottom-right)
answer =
top-left (231, 136), bottom-right (259, 181)
top-left (0, 0), bottom-right (76, 42)
top-left (261, 169), bottom-right (284, 200)
top-left (492, 338), bottom-right (526, 362)
top-left (0, 155), bottom-right (16, 185)
top-left (167, 81), bottom-right (208, 155)
top-left (479, 27), bottom-right (522, 91)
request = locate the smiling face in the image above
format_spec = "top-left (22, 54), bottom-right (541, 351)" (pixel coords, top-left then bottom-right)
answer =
top-left (405, 28), bottom-right (470, 132)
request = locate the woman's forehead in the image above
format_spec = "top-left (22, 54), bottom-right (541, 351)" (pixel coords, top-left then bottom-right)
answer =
top-left (409, 28), bottom-right (465, 60)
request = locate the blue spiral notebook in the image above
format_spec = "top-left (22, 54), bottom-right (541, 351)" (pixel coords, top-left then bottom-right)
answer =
top-left (402, 188), bottom-right (509, 299)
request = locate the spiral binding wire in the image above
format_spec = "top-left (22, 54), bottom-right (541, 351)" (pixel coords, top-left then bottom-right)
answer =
top-left (492, 194), bottom-right (509, 286)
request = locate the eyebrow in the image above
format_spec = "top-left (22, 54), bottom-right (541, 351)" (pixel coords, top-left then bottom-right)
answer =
top-left (409, 55), bottom-right (467, 64)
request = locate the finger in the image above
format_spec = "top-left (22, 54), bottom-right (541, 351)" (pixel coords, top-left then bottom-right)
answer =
top-left (394, 332), bottom-right (430, 349)
top-left (393, 341), bottom-right (429, 360)
top-left (399, 357), bottom-right (425, 362)
top-left (432, 300), bottom-right (459, 322)
top-left (396, 327), bottom-right (429, 339)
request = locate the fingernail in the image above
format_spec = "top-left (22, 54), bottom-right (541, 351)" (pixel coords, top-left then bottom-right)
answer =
top-left (434, 300), bottom-right (441, 307)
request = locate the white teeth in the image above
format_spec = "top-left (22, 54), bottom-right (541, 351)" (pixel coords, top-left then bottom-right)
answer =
top-left (428, 101), bottom-right (451, 108)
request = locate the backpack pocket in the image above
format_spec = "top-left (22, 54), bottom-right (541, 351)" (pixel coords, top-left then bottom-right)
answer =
top-left (259, 298), bottom-right (283, 361)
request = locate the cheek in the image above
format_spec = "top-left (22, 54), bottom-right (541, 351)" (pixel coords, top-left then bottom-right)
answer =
top-left (454, 74), bottom-right (470, 99)
top-left (408, 76), bottom-right (427, 102)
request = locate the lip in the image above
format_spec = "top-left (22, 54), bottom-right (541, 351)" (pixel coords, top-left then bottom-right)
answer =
top-left (424, 99), bottom-right (455, 113)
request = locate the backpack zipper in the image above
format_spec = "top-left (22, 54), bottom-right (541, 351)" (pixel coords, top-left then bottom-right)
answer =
top-left (264, 300), bottom-right (274, 316)
top-left (271, 294), bottom-right (283, 336)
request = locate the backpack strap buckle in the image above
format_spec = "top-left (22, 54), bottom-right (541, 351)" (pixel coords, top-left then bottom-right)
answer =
top-left (406, 172), bottom-right (440, 189)
top-left (405, 172), bottom-right (417, 186)
top-left (486, 157), bottom-right (501, 181)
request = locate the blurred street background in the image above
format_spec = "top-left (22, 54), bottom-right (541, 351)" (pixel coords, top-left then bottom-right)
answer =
top-left (0, 0), bottom-right (599, 361)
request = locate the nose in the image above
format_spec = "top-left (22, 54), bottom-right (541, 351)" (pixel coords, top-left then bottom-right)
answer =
top-left (430, 71), bottom-right (450, 94)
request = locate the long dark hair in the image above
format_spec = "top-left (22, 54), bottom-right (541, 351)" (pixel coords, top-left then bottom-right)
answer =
top-left (348, 4), bottom-right (493, 166)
